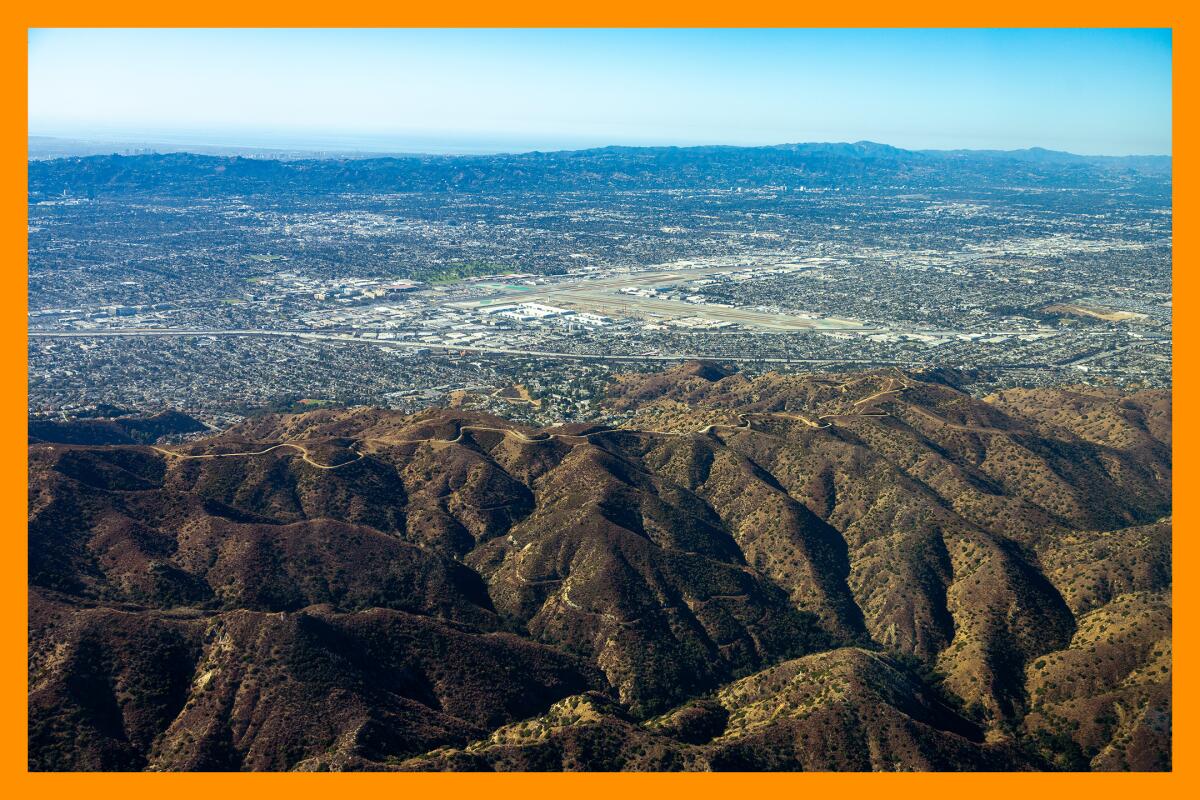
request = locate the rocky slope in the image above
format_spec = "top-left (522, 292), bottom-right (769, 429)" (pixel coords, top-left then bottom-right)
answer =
top-left (28, 365), bottom-right (1171, 771)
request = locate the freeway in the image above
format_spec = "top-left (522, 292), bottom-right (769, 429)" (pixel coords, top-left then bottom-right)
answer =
top-left (28, 327), bottom-right (928, 367)
top-left (1060, 342), bottom-right (1142, 367)
top-left (30, 326), bottom-right (1080, 372)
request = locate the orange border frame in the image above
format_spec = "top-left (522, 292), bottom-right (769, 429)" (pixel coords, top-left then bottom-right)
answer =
top-left (2, 8), bottom-right (1189, 797)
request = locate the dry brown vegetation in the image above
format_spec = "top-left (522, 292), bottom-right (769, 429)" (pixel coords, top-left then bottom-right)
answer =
top-left (28, 363), bottom-right (1170, 771)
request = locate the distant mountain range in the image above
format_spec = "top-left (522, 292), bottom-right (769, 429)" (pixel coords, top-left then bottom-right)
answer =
top-left (27, 139), bottom-right (1171, 197)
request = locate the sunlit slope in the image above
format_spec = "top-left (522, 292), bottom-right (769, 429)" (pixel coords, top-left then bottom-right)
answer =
top-left (29, 365), bottom-right (1170, 771)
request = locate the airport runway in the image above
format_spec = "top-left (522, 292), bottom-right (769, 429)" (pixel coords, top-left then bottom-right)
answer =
top-left (446, 263), bottom-right (871, 331)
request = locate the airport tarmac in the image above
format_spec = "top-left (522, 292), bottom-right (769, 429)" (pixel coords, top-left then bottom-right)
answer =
top-left (446, 262), bottom-right (871, 331)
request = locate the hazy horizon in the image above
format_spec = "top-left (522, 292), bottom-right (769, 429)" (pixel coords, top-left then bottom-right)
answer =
top-left (29, 29), bottom-right (1173, 157)
top-left (26, 130), bottom-right (1176, 160)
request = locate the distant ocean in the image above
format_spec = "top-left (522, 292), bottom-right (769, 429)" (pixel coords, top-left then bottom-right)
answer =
top-left (28, 129), bottom-right (715, 158)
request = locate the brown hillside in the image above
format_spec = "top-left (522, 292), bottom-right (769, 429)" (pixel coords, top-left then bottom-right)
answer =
top-left (29, 367), bottom-right (1171, 771)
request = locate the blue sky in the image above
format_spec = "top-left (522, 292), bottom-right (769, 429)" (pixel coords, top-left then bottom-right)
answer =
top-left (28, 29), bottom-right (1172, 155)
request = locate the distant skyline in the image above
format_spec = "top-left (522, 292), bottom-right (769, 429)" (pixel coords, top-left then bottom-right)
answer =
top-left (28, 29), bottom-right (1172, 156)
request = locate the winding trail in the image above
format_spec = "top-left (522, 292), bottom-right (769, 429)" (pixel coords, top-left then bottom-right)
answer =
top-left (142, 369), bottom-right (1012, 470)
top-left (699, 411), bottom-right (830, 434)
top-left (901, 404), bottom-right (1015, 435)
top-left (149, 424), bottom-right (602, 469)
top-left (149, 410), bottom-right (838, 469)
top-left (149, 441), bottom-right (367, 470)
